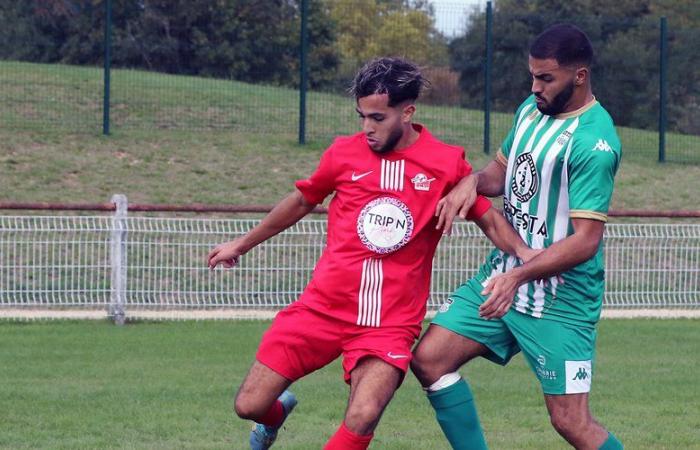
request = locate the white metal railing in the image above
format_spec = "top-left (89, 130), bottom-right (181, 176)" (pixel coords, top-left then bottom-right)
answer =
top-left (1, 210), bottom-right (698, 321)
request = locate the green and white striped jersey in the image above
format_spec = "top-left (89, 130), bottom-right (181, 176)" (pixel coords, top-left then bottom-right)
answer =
top-left (476, 95), bottom-right (621, 325)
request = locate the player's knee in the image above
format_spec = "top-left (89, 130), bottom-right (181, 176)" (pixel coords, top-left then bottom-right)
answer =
top-left (549, 409), bottom-right (587, 438)
top-left (233, 394), bottom-right (264, 420)
top-left (410, 349), bottom-right (442, 386)
top-left (344, 400), bottom-right (383, 433)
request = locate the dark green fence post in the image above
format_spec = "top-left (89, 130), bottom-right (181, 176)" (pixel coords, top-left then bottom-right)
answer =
top-left (483, 1), bottom-right (493, 154)
top-left (298, 0), bottom-right (309, 145)
top-left (102, 0), bottom-right (112, 136)
top-left (658, 16), bottom-right (667, 163)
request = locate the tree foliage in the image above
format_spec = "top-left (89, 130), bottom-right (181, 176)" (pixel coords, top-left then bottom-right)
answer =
top-left (450, 0), bottom-right (700, 133)
top-left (328, 0), bottom-right (448, 69)
top-left (0, 0), bottom-right (339, 87)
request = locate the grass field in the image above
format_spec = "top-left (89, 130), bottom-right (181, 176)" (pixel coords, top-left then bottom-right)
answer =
top-left (0, 62), bottom-right (699, 450)
top-left (1, 61), bottom-right (699, 213)
top-left (0, 319), bottom-right (698, 450)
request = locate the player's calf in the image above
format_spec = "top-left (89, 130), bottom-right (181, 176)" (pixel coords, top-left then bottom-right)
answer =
top-left (546, 394), bottom-right (617, 449)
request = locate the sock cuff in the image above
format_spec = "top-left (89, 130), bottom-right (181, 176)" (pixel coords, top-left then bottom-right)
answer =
top-left (599, 432), bottom-right (623, 450)
top-left (258, 400), bottom-right (284, 427)
top-left (426, 372), bottom-right (462, 392)
top-left (340, 422), bottom-right (374, 443)
top-left (427, 377), bottom-right (474, 409)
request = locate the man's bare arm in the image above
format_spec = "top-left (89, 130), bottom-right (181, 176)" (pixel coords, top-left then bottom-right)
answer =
top-left (473, 208), bottom-right (540, 262)
top-left (208, 190), bottom-right (316, 269)
top-left (435, 159), bottom-right (506, 233)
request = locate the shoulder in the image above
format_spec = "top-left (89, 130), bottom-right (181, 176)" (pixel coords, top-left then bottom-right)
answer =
top-left (571, 104), bottom-right (621, 157)
top-left (323, 132), bottom-right (367, 160)
top-left (419, 126), bottom-right (466, 160)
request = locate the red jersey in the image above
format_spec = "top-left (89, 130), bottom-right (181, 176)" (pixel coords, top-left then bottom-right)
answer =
top-left (295, 124), bottom-right (491, 328)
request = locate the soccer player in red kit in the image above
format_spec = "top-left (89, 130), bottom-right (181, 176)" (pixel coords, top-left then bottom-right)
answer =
top-left (208, 57), bottom-right (536, 450)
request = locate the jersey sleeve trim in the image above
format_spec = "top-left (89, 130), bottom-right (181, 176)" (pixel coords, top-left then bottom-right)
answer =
top-left (496, 150), bottom-right (508, 168)
top-left (570, 210), bottom-right (608, 222)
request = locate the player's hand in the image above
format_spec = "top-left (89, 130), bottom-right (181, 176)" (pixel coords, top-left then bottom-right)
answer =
top-left (479, 272), bottom-right (522, 319)
top-left (207, 239), bottom-right (245, 269)
top-left (435, 174), bottom-right (478, 235)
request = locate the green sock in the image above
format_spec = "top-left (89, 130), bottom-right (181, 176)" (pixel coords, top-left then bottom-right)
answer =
top-left (599, 432), bottom-right (623, 450)
top-left (427, 378), bottom-right (488, 450)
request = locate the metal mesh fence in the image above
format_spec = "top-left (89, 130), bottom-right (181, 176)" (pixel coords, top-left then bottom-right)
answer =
top-left (1, 215), bottom-right (698, 320)
top-left (1, 2), bottom-right (697, 163)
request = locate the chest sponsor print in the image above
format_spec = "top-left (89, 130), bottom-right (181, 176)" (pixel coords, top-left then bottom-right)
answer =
top-left (357, 197), bottom-right (414, 254)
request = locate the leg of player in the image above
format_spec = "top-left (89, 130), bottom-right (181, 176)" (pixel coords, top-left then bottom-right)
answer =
top-left (544, 393), bottom-right (623, 450)
top-left (411, 324), bottom-right (490, 450)
top-left (324, 357), bottom-right (403, 450)
top-left (234, 360), bottom-right (295, 449)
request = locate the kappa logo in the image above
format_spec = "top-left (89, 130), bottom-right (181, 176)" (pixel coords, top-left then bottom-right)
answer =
top-left (592, 139), bottom-right (613, 153)
top-left (351, 170), bottom-right (373, 181)
top-left (511, 153), bottom-right (539, 202)
top-left (572, 367), bottom-right (589, 381)
top-left (387, 352), bottom-right (409, 359)
top-left (410, 173), bottom-right (435, 191)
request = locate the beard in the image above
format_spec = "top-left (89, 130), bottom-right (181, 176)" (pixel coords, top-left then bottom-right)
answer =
top-left (372, 126), bottom-right (403, 154)
top-left (536, 80), bottom-right (575, 116)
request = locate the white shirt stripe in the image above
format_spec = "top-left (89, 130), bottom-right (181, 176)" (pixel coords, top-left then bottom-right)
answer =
top-left (358, 258), bottom-right (383, 327)
top-left (379, 160), bottom-right (405, 192)
top-left (530, 119), bottom-right (580, 316)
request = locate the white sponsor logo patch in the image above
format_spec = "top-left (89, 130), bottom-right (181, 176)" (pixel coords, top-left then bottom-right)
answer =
top-left (565, 360), bottom-right (592, 394)
top-left (410, 173), bottom-right (435, 191)
top-left (556, 130), bottom-right (572, 146)
top-left (438, 298), bottom-right (454, 313)
top-left (357, 197), bottom-right (414, 254)
top-left (387, 352), bottom-right (409, 359)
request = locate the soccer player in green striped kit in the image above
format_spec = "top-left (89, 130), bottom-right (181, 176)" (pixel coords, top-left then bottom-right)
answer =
top-left (411, 24), bottom-right (623, 449)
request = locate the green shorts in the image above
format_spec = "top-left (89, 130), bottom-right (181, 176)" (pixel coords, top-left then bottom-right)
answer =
top-left (432, 279), bottom-right (597, 395)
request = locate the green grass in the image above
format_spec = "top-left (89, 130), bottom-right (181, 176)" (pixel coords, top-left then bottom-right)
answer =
top-left (1, 61), bottom-right (699, 214)
top-left (0, 319), bottom-right (698, 449)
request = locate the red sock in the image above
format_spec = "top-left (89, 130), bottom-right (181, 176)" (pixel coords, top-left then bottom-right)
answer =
top-left (324, 422), bottom-right (373, 450)
top-left (258, 400), bottom-right (284, 427)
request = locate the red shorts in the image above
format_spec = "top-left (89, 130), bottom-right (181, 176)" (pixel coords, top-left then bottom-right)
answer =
top-left (256, 302), bottom-right (420, 384)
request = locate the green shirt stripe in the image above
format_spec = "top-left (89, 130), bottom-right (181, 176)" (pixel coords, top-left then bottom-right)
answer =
top-left (479, 95), bottom-right (621, 324)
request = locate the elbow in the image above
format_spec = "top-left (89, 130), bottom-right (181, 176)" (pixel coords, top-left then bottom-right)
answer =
top-left (293, 190), bottom-right (315, 208)
top-left (579, 239), bottom-right (601, 263)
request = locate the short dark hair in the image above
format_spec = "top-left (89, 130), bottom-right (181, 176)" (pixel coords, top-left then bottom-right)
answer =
top-left (350, 57), bottom-right (429, 106)
top-left (530, 24), bottom-right (593, 67)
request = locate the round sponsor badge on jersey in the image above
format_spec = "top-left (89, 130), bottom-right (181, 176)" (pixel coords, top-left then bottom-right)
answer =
top-left (357, 197), bottom-right (414, 254)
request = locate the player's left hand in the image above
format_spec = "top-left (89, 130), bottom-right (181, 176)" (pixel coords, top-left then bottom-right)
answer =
top-left (479, 272), bottom-right (521, 319)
